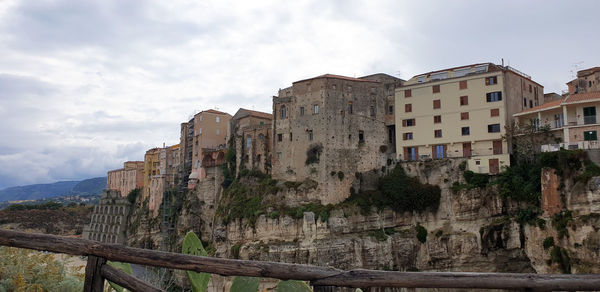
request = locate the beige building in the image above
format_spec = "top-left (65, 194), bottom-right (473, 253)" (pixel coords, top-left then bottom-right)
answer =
top-left (188, 109), bottom-right (232, 189)
top-left (144, 145), bottom-right (181, 216)
top-left (395, 63), bottom-right (543, 174)
top-left (230, 108), bottom-right (273, 174)
top-left (514, 92), bottom-right (600, 151)
top-left (106, 161), bottom-right (144, 197)
top-left (272, 73), bottom-right (402, 204)
top-left (567, 67), bottom-right (600, 94)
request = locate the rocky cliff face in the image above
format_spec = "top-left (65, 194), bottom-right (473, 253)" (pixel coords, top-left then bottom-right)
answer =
top-left (126, 159), bottom-right (600, 291)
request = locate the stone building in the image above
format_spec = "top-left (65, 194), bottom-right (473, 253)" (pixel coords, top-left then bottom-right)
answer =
top-left (230, 108), bottom-right (273, 174)
top-left (82, 190), bottom-right (130, 244)
top-left (106, 161), bottom-right (144, 197)
top-left (144, 144), bottom-right (181, 216)
top-left (395, 63), bottom-right (543, 174)
top-left (272, 73), bottom-right (402, 204)
top-left (186, 109), bottom-right (232, 189)
top-left (567, 67), bottom-right (600, 94)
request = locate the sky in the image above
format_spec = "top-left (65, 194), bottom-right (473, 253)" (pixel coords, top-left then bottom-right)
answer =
top-left (0, 0), bottom-right (599, 189)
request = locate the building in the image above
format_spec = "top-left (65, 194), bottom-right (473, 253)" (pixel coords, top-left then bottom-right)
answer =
top-left (106, 161), bottom-right (144, 197)
top-left (567, 67), bottom-right (600, 94)
top-left (188, 109), bottom-right (232, 189)
top-left (230, 108), bottom-right (273, 174)
top-left (272, 73), bottom-right (403, 204)
top-left (82, 190), bottom-right (130, 244)
top-left (395, 63), bottom-right (543, 174)
top-left (143, 145), bottom-right (181, 216)
top-left (514, 92), bottom-right (600, 151)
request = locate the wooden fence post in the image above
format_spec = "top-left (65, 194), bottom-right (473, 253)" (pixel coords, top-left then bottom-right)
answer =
top-left (84, 255), bottom-right (107, 292)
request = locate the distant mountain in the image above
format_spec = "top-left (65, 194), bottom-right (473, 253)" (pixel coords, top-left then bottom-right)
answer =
top-left (0, 177), bottom-right (106, 202)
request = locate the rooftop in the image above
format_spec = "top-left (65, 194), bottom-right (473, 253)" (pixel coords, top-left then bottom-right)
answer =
top-left (238, 108), bottom-right (273, 120)
top-left (201, 109), bottom-right (231, 116)
top-left (293, 73), bottom-right (380, 84)
top-left (514, 92), bottom-right (600, 116)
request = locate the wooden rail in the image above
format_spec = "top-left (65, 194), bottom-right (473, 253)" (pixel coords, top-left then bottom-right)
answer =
top-left (2, 229), bottom-right (600, 291)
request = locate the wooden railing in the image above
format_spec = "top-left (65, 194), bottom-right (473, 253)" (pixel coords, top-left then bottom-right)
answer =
top-left (1, 229), bottom-right (600, 291)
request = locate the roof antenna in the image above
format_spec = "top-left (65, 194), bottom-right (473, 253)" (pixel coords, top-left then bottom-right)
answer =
top-left (501, 58), bottom-right (504, 67)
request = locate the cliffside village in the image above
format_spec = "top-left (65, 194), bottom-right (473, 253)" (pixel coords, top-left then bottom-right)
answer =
top-left (83, 63), bottom-right (600, 244)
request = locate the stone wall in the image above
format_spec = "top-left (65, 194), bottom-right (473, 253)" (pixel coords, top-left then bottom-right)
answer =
top-left (82, 189), bottom-right (130, 244)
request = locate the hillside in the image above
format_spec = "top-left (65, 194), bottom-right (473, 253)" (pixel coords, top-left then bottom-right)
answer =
top-left (0, 177), bottom-right (106, 202)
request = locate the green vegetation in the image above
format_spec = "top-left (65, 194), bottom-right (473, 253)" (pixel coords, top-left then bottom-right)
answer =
top-left (275, 280), bottom-right (313, 292)
top-left (305, 143), bottom-right (323, 165)
top-left (458, 161), bottom-right (467, 171)
top-left (463, 170), bottom-right (489, 189)
top-left (368, 229), bottom-right (389, 242)
top-left (182, 231), bottom-right (211, 292)
top-left (231, 243), bottom-right (241, 259)
top-left (127, 188), bottom-right (141, 204)
top-left (222, 135), bottom-right (237, 188)
top-left (435, 230), bottom-right (444, 238)
top-left (4, 201), bottom-right (63, 211)
top-left (552, 210), bottom-right (572, 239)
top-left (549, 246), bottom-right (571, 274)
top-left (0, 247), bottom-right (84, 291)
top-left (230, 276), bottom-right (260, 292)
top-left (345, 165), bottom-right (441, 215)
top-left (415, 224), bottom-right (427, 243)
top-left (543, 237), bottom-right (555, 250)
top-left (515, 207), bottom-right (540, 225)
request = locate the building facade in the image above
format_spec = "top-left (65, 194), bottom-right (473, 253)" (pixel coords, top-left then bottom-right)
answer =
top-left (188, 109), bottom-right (232, 189)
top-left (82, 190), bottom-right (130, 244)
top-left (395, 63), bottom-right (543, 174)
top-left (142, 145), bottom-right (181, 216)
top-left (106, 161), bottom-right (144, 197)
top-left (514, 92), bottom-right (600, 151)
top-left (230, 108), bottom-right (273, 174)
top-left (567, 67), bottom-right (600, 94)
top-left (272, 74), bottom-right (402, 204)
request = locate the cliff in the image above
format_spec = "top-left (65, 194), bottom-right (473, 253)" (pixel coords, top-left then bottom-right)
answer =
top-left (125, 158), bottom-right (600, 291)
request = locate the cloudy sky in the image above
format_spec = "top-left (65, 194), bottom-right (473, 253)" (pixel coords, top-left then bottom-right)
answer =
top-left (0, 0), bottom-right (598, 189)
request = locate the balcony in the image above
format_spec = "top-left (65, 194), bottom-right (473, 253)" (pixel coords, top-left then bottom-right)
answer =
top-left (541, 141), bottom-right (600, 152)
top-left (584, 115), bottom-right (597, 125)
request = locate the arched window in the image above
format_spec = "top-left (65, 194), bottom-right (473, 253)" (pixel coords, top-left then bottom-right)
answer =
top-left (280, 105), bottom-right (287, 119)
top-left (258, 133), bottom-right (265, 140)
top-left (246, 135), bottom-right (252, 148)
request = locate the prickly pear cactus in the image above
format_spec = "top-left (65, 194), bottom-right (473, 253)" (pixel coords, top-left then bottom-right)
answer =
top-left (229, 276), bottom-right (259, 292)
top-left (275, 280), bottom-right (313, 292)
top-left (182, 231), bottom-right (211, 292)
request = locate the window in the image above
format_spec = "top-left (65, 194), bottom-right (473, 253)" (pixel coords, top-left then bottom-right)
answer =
top-left (308, 130), bottom-right (313, 141)
top-left (493, 140), bottom-right (503, 154)
top-left (359, 130), bottom-right (364, 142)
top-left (404, 147), bottom-right (418, 160)
top-left (277, 133), bottom-right (283, 141)
top-left (300, 107), bottom-right (305, 116)
top-left (490, 108), bottom-right (500, 117)
top-left (433, 144), bottom-right (446, 159)
top-left (216, 116), bottom-right (220, 123)
top-left (313, 104), bottom-right (319, 114)
top-left (461, 127), bottom-right (470, 136)
top-left (488, 123), bottom-right (501, 133)
top-left (403, 132), bottom-right (413, 140)
top-left (584, 131), bottom-right (598, 141)
top-left (485, 76), bottom-right (498, 85)
top-left (198, 128), bottom-right (202, 134)
top-left (290, 132), bottom-right (293, 141)
top-left (405, 104), bottom-right (412, 112)
top-left (461, 112), bottom-right (469, 120)
top-left (280, 105), bottom-right (287, 119)
top-left (370, 105), bottom-right (375, 116)
top-left (388, 105), bottom-right (394, 114)
top-left (216, 129), bottom-right (220, 135)
top-left (434, 129), bottom-right (442, 138)
top-left (434, 115), bottom-right (441, 123)
top-left (433, 99), bottom-right (441, 109)
top-left (432, 85), bottom-right (440, 93)
top-left (460, 95), bottom-right (468, 106)
top-left (277, 152), bottom-right (282, 159)
top-left (529, 84), bottom-right (532, 92)
top-left (404, 89), bottom-right (412, 97)
top-left (486, 91), bottom-right (502, 102)
top-left (523, 98), bottom-right (527, 107)
top-left (246, 137), bottom-right (251, 147)
top-left (402, 119), bottom-right (416, 127)
top-left (590, 81), bottom-right (593, 87)
top-left (459, 80), bottom-right (467, 90)
top-left (583, 106), bottom-right (596, 124)
top-left (348, 102), bottom-right (353, 114)
top-left (258, 133), bottom-right (265, 139)
top-left (529, 100), bottom-right (533, 108)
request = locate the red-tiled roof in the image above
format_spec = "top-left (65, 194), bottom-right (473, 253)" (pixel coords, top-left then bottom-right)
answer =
top-left (564, 91), bottom-right (600, 104)
top-left (515, 92), bottom-right (600, 116)
top-left (293, 74), bottom-right (380, 84)
top-left (239, 108), bottom-right (273, 120)
top-left (515, 98), bottom-right (563, 115)
top-left (202, 109), bottom-right (231, 115)
top-left (577, 67), bottom-right (600, 77)
top-left (414, 63), bottom-right (491, 77)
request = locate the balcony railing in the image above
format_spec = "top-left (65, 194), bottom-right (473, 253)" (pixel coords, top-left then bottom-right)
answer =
top-left (584, 115), bottom-right (597, 125)
top-left (541, 141), bottom-right (600, 152)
